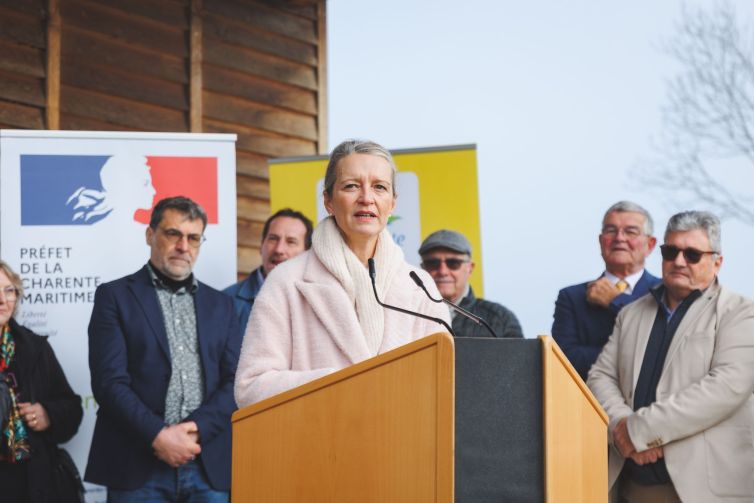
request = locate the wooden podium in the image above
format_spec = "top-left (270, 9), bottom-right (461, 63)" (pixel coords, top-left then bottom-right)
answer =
top-left (231, 334), bottom-right (607, 502)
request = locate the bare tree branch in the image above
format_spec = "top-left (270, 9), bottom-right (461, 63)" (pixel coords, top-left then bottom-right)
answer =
top-left (637, 1), bottom-right (754, 225)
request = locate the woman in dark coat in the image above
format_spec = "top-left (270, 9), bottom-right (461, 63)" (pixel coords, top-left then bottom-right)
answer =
top-left (0, 260), bottom-right (83, 502)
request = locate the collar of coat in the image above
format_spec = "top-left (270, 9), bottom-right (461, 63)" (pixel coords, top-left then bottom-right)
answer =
top-left (293, 250), bottom-right (420, 364)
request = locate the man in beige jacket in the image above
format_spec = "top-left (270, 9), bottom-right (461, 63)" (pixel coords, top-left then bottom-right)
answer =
top-left (587, 210), bottom-right (754, 503)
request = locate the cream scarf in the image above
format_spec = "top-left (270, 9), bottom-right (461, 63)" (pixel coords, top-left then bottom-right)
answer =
top-left (312, 217), bottom-right (404, 355)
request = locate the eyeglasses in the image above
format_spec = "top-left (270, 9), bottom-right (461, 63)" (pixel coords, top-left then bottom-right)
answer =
top-left (601, 225), bottom-right (644, 239)
top-left (421, 258), bottom-right (469, 272)
top-left (660, 244), bottom-right (716, 264)
top-left (0, 286), bottom-right (17, 301)
top-left (158, 227), bottom-right (206, 248)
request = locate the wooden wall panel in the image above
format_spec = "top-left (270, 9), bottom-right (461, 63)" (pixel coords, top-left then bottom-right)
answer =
top-left (61, 30), bottom-right (187, 84)
top-left (0, 5), bottom-right (46, 48)
top-left (203, 37), bottom-right (317, 90)
top-left (60, 86), bottom-right (187, 131)
top-left (58, 0), bottom-right (190, 131)
top-left (0, 71), bottom-right (46, 107)
top-left (1, 0), bottom-right (327, 279)
top-left (0, 2), bottom-right (47, 129)
top-left (203, 91), bottom-right (317, 140)
top-left (203, 13), bottom-right (316, 66)
top-left (61, 0), bottom-right (188, 56)
top-left (0, 39), bottom-right (46, 77)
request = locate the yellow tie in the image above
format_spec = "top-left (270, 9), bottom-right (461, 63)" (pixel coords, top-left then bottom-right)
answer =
top-left (616, 280), bottom-right (628, 293)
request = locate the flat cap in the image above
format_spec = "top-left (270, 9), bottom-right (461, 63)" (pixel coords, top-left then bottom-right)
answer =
top-left (418, 229), bottom-right (472, 256)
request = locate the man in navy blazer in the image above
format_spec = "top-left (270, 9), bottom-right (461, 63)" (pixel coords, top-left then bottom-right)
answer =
top-left (552, 201), bottom-right (660, 381)
top-left (85, 197), bottom-right (241, 501)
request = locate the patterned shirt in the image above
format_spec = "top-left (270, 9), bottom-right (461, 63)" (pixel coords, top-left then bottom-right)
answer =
top-left (147, 264), bottom-right (205, 425)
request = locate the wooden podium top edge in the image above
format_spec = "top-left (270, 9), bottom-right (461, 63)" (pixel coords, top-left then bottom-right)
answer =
top-left (232, 332), bottom-right (454, 422)
top-left (538, 335), bottom-right (609, 424)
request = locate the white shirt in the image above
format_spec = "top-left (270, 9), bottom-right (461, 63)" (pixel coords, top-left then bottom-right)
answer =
top-left (604, 269), bottom-right (644, 295)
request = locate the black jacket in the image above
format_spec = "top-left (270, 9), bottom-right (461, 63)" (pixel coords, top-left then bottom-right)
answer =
top-left (453, 287), bottom-right (524, 338)
top-left (1, 318), bottom-right (83, 502)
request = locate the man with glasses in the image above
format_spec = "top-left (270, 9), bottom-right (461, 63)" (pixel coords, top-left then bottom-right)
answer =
top-left (86, 196), bottom-right (242, 502)
top-left (552, 201), bottom-right (660, 381)
top-left (588, 211), bottom-right (754, 502)
top-left (418, 229), bottom-right (522, 338)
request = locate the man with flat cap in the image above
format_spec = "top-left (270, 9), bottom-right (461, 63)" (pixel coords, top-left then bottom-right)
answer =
top-left (419, 229), bottom-right (523, 338)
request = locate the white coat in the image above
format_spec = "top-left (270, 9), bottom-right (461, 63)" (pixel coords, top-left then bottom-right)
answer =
top-left (234, 250), bottom-right (451, 407)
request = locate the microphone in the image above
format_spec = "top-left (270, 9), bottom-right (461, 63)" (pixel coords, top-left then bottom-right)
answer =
top-left (409, 271), bottom-right (499, 338)
top-left (368, 259), bottom-right (456, 336)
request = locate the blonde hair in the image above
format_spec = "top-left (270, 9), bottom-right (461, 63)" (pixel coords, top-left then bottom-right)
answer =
top-left (0, 260), bottom-right (23, 316)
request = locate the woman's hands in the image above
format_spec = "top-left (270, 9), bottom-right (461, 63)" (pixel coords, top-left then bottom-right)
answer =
top-left (18, 402), bottom-right (50, 432)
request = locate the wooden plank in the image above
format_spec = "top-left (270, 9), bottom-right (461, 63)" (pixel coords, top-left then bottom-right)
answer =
top-left (0, 40), bottom-right (45, 77)
top-left (0, 100), bottom-right (44, 129)
top-left (0, 70), bottom-right (45, 107)
top-left (274, 1), bottom-right (318, 20)
top-left (203, 12), bottom-right (316, 66)
top-left (237, 218), bottom-right (264, 247)
top-left (60, 86), bottom-right (187, 131)
top-left (205, 119), bottom-right (316, 158)
top-left (203, 37), bottom-right (316, 90)
top-left (190, 0), bottom-right (202, 132)
top-left (0, 6), bottom-right (45, 48)
top-left (237, 175), bottom-right (270, 199)
top-left (0, 0), bottom-right (45, 16)
top-left (61, 60), bottom-right (188, 110)
top-left (84, 0), bottom-right (189, 26)
top-left (46, 0), bottom-right (61, 129)
top-left (205, 0), bottom-right (316, 44)
top-left (237, 151), bottom-right (269, 178)
top-left (237, 194), bottom-right (270, 222)
top-left (203, 91), bottom-right (317, 140)
top-left (316, 0), bottom-right (327, 153)
top-left (238, 246), bottom-right (262, 276)
top-left (62, 29), bottom-right (187, 84)
top-left (59, 113), bottom-right (140, 131)
top-left (203, 66), bottom-right (316, 115)
top-left (234, 130), bottom-right (316, 158)
top-left (62, 0), bottom-right (188, 57)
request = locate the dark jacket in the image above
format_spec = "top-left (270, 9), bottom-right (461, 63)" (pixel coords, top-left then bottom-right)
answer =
top-left (85, 266), bottom-right (242, 491)
top-left (453, 287), bottom-right (524, 338)
top-left (1, 318), bottom-right (83, 503)
top-left (223, 266), bottom-right (265, 333)
top-left (551, 270), bottom-right (661, 381)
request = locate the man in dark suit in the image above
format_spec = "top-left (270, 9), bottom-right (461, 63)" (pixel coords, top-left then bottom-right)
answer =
top-left (552, 201), bottom-right (660, 381)
top-left (223, 208), bottom-right (312, 332)
top-left (85, 196), bottom-right (242, 501)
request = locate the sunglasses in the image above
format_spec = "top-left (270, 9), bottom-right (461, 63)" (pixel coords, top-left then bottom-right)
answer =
top-left (421, 258), bottom-right (469, 271)
top-left (660, 244), bottom-right (716, 264)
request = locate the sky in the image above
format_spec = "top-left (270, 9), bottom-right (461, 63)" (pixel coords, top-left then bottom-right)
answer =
top-left (326, 0), bottom-right (754, 337)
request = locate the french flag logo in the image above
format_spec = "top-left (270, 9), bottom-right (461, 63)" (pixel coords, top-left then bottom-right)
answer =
top-left (20, 155), bottom-right (218, 226)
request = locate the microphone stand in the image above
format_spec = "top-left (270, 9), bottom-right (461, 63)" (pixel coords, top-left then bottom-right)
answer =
top-left (367, 259), bottom-right (456, 337)
top-left (409, 271), bottom-right (499, 338)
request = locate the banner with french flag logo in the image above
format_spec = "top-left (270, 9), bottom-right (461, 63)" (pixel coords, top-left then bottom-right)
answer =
top-left (0, 130), bottom-right (237, 502)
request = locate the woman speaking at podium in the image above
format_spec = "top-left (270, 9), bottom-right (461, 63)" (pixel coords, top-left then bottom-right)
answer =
top-left (234, 139), bottom-right (449, 407)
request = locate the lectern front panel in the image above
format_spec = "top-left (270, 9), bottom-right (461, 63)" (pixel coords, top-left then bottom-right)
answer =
top-left (455, 338), bottom-right (544, 503)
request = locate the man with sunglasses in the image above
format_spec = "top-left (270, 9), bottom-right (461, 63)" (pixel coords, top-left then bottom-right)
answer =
top-left (588, 211), bottom-right (754, 502)
top-left (552, 201), bottom-right (660, 381)
top-left (86, 196), bottom-right (242, 502)
top-left (419, 229), bottom-right (523, 338)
